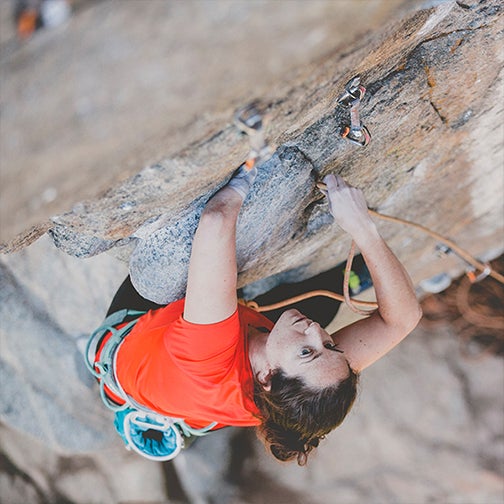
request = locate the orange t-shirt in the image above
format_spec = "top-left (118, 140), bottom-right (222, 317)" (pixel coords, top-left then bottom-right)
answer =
top-left (115, 299), bottom-right (274, 430)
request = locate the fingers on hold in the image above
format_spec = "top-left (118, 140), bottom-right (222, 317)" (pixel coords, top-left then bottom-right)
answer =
top-left (335, 175), bottom-right (349, 188)
top-left (323, 173), bottom-right (337, 189)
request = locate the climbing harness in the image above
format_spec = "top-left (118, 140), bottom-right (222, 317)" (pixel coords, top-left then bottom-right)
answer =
top-left (84, 309), bottom-right (217, 461)
top-left (337, 75), bottom-right (371, 147)
top-left (243, 181), bottom-right (503, 316)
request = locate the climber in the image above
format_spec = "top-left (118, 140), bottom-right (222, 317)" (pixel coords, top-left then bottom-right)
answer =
top-left (92, 161), bottom-right (422, 465)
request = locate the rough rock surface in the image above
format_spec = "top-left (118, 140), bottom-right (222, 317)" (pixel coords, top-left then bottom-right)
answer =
top-left (2, 0), bottom-right (503, 302)
top-left (0, 236), bottom-right (127, 453)
top-left (1, 237), bottom-right (503, 503)
top-left (0, 0), bottom-right (407, 247)
top-left (1, 0), bottom-right (503, 503)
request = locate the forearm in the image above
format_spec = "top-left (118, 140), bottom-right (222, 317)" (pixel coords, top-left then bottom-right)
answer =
top-left (351, 220), bottom-right (422, 331)
top-left (324, 174), bottom-right (421, 369)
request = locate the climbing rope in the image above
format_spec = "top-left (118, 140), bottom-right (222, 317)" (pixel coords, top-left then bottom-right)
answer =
top-left (420, 256), bottom-right (504, 360)
top-left (342, 240), bottom-right (376, 316)
top-left (243, 182), bottom-right (503, 316)
top-left (366, 209), bottom-right (504, 284)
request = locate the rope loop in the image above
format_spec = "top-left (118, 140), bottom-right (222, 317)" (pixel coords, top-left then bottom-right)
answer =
top-left (343, 241), bottom-right (378, 316)
top-left (243, 191), bottom-right (504, 316)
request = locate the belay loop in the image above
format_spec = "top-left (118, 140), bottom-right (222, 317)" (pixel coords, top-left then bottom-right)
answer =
top-left (85, 309), bottom-right (217, 461)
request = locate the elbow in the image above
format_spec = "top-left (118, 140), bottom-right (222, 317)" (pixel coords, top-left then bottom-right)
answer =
top-left (403, 303), bottom-right (423, 333)
top-left (383, 302), bottom-right (422, 335)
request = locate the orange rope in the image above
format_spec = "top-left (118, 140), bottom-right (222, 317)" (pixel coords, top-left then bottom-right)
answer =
top-left (244, 184), bottom-right (503, 315)
top-left (367, 210), bottom-right (504, 284)
top-left (343, 240), bottom-right (378, 316)
top-left (241, 289), bottom-right (378, 313)
top-left (420, 260), bottom-right (503, 361)
top-left (455, 276), bottom-right (504, 331)
top-left (242, 239), bottom-right (378, 315)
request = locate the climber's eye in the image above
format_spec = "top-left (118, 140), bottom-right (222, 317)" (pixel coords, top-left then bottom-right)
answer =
top-left (299, 347), bottom-right (314, 358)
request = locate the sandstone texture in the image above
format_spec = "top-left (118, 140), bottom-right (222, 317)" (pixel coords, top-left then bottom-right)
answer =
top-left (1, 0), bottom-right (503, 503)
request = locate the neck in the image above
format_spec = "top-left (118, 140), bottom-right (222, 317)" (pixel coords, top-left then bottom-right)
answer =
top-left (247, 326), bottom-right (270, 378)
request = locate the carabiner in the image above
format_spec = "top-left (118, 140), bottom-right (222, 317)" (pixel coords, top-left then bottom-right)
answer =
top-left (466, 265), bottom-right (492, 283)
top-left (234, 102), bottom-right (271, 166)
top-left (340, 124), bottom-right (371, 147)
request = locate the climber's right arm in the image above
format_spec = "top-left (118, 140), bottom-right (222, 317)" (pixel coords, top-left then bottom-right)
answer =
top-left (183, 186), bottom-right (244, 325)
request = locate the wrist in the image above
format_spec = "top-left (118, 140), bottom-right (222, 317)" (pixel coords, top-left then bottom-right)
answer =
top-left (227, 163), bottom-right (258, 201)
top-left (347, 218), bottom-right (380, 248)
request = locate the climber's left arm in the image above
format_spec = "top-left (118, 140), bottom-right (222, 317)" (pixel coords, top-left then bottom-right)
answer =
top-left (331, 226), bottom-right (423, 372)
top-left (323, 175), bottom-right (423, 371)
top-left (183, 186), bottom-right (243, 325)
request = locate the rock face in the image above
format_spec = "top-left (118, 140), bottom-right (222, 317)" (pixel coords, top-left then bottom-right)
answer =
top-left (0, 236), bottom-right (127, 452)
top-left (0, 0), bottom-right (407, 247)
top-left (2, 0), bottom-right (503, 299)
top-left (1, 0), bottom-right (503, 503)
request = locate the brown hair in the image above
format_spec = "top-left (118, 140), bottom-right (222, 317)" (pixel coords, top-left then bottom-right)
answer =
top-left (253, 366), bottom-right (359, 465)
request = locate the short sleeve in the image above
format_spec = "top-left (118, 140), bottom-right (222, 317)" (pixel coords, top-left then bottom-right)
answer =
top-left (165, 308), bottom-right (242, 362)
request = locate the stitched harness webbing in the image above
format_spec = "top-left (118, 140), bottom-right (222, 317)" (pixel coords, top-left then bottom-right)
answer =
top-left (84, 309), bottom-right (218, 437)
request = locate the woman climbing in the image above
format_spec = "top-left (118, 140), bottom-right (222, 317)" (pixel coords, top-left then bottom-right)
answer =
top-left (92, 159), bottom-right (422, 465)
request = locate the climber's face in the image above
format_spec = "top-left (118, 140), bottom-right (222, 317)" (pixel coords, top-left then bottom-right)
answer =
top-left (265, 309), bottom-right (350, 389)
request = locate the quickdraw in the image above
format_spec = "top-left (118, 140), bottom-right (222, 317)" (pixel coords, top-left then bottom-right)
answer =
top-left (234, 102), bottom-right (272, 169)
top-left (337, 75), bottom-right (371, 147)
top-left (436, 244), bottom-right (492, 284)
